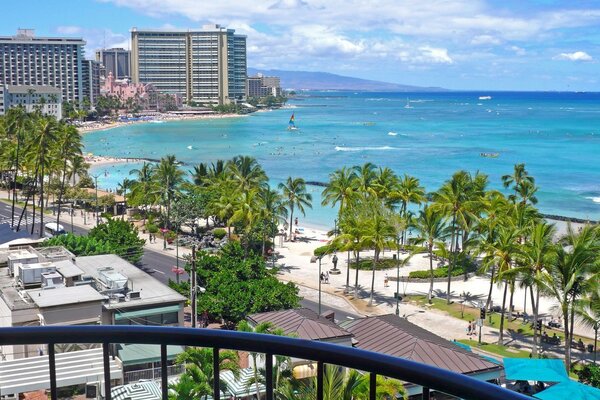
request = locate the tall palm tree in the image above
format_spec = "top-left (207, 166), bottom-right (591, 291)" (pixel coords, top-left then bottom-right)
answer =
top-left (353, 162), bottom-right (377, 198)
top-left (502, 163), bottom-right (536, 204)
top-left (237, 320), bottom-right (274, 399)
top-left (321, 166), bottom-right (357, 223)
top-left (575, 282), bottom-right (600, 363)
top-left (55, 123), bottom-right (82, 230)
top-left (362, 202), bottom-right (397, 306)
top-left (390, 174), bottom-right (425, 248)
top-left (4, 107), bottom-right (29, 229)
top-left (413, 206), bottom-right (446, 303)
top-left (117, 178), bottom-right (134, 220)
top-left (372, 166), bottom-right (399, 203)
top-left (520, 221), bottom-right (556, 356)
top-left (539, 224), bottom-right (600, 370)
top-left (334, 207), bottom-right (368, 298)
top-left (153, 155), bottom-right (185, 229)
top-left (258, 186), bottom-right (288, 256)
top-left (432, 171), bottom-right (474, 303)
top-left (29, 117), bottom-right (59, 237)
top-left (279, 176), bottom-right (312, 239)
top-left (227, 155), bottom-right (267, 191)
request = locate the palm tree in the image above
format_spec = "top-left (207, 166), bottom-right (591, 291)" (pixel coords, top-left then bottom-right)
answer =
top-left (175, 347), bottom-right (240, 399)
top-left (539, 224), bottom-right (600, 370)
top-left (321, 166), bottom-right (357, 223)
top-left (129, 162), bottom-right (156, 223)
top-left (227, 155), bottom-right (267, 190)
top-left (29, 117), bottom-right (59, 237)
top-left (362, 202), bottom-right (397, 306)
top-left (575, 282), bottom-right (600, 363)
top-left (230, 188), bottom-right (261, 257)
top-left (153, 155), bottom-right (185, 230)
top-left (520, 221), bottom-right (556, 356)
top-left (334, 206), bottom-right (368, 298)
top-left (117, 178), bottom-right (134, 220)
top-left (55, 123), bottom-right (82, 230)
top-left (168, 366), bottom-right (210, 400)
top-left (237, 320), bottom-right (275, 399)
top-left (279, 177), bottom-right (312, 239)
top-left (431, 171), bottom-right (474, 303)
top-left (258, 186), bottom-right (288, 256)
top-left (502, 163), bottom-right (536, 204)
top-left (4, 107), bottom-right (29, 229)
top-left (372, 166), bottom-right (399, 203)
top-left (391, 174), bottom-right (425, 248)
top-left (413, 206), bottom-right (446, 303)
top-left (481, 224), bottom-right (522, 345)
top-left (353, 162), bottom-right (377, 197)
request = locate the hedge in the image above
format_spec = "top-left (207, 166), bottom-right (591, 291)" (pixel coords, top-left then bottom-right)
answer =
top-left (409, 265), bottom-right (465, 279)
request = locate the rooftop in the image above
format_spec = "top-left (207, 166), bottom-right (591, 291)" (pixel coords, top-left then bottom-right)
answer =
top-left (29, 285), bottom-right (104, 308)
top-left (74, 254), bottom-right (186, 309)
top-left (5, 85), bottom-right (62, 95)
top-left (248, 308), bottom-right (353, 341)
top-left (341, 314), bottom-right (500, 376)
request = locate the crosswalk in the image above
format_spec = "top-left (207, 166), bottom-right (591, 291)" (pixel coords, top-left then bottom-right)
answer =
top-left (0, 215), bottom-right (36, 228)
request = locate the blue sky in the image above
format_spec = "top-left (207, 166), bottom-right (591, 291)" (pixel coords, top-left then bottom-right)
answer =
top-left (5, 0), bottom-right (600, 90)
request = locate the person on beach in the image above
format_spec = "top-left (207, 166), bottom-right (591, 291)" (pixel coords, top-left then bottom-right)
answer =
top-left (325, 271), bottom-right (330, 284)
top-left (467, 321), bottom-right (473, 336)
top-left (384, 273), bottom-right (389, 287)
top-left (294, 217), bottom-right (298, 226)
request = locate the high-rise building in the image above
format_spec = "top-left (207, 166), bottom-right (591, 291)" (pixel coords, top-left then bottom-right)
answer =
top-left (0, 29), bottom-right (86, 105)
top-left (95, 48), bottom-right (131, 79)
top-left (81, 59), bottom-right (101, 107)
top-left (0, 84), bottom-right (62, 119)
top-left (247, 74), bottom-right (282, 97)
top-left (131, 25), bottom-right (246, 105)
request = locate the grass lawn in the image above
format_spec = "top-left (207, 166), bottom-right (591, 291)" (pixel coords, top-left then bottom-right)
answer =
top-left (457, 339), bottom-right (531, 358)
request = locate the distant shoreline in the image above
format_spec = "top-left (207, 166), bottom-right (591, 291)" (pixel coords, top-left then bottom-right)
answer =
top-left (77, 112), bottom-right (246, 134)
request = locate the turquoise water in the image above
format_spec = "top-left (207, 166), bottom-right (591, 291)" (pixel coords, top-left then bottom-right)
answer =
top-left (86, 91), bottom-right (600, 229)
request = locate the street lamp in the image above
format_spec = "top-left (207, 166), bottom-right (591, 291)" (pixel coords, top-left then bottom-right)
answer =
top-left (318, 255), bottom-right (323, 315)
top-left (394, 254), bottom-right (401, 316)
top-left (354, 239), bottom-right (360, 299)
top-left (92, 174), bottom-right (100, 226)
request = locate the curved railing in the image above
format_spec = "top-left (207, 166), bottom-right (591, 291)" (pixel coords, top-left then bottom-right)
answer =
top-left (0, 326), bottom-right (529, 400)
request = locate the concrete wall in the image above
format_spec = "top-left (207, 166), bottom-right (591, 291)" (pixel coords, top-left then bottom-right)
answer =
top-left (40, 301), bottom-right (102, 325)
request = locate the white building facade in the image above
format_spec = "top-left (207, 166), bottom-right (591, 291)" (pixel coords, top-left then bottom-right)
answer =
top-left (1, 84), bottom-right (62, 119)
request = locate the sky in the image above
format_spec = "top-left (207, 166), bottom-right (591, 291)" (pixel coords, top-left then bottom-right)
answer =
top-left (4, 0), bottom-right (600, 91)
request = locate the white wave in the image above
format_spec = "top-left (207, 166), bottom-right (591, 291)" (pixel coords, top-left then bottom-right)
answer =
top-left (586, 196), bottom-right (600, 204)
top-left (150, 120), bottom-right (165, 124)
top-left (187, 145), bottom-right (193, 150)
top-left (409, 99), bottom-right (432, 103)
top-left (388, 132), bottom-right (398, 136)
top-left (335, 146), bottom-right (398, 152)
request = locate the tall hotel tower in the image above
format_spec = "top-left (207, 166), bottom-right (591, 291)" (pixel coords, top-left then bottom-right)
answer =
top-left (131, 25), bottom-right (246, 105)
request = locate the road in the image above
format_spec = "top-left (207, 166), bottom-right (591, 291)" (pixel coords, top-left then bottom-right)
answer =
top-left (1, 202), bottom-right (356, 316)
top-left (0, 201), bottom-right (187, 283)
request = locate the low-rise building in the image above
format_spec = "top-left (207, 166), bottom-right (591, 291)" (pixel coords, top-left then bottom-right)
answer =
top-left (0, 84), bottom-right (62, 119)
top-left (246, 74), bottom-right (282, 98)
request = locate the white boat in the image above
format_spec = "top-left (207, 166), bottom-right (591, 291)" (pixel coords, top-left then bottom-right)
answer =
top-left (479, 96), bottom-right (492, 100)
top-left (404, 98), bottom-right (413, 109)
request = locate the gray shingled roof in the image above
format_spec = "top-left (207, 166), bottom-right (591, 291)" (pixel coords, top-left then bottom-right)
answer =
top-left (248, 308), bottom-right (353, 341)
top-left (342, 314), bottom-right (500, 375)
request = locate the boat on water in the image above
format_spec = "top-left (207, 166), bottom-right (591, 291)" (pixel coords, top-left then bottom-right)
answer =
top-left (480, 152), bottom-right (499, 158)
top-left (479, 96), bottom-right (492, 100)
top-left (287, 113), bottom-right (298, 131)
top-left (404, 98), bottom-right (413, 109)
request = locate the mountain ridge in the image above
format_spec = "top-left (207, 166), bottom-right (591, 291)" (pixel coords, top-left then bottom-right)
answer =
top-left (248, 68), bottom-right (447, 92)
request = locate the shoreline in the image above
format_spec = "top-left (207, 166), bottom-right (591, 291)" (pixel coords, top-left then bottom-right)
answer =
top-left (77, 112), bottom-right (247, 134)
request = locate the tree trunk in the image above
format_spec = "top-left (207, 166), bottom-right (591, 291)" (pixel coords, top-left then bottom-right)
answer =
top-left (485, 266), bottom-right (496, 310)
top-left (288, 205), bottom-right (294, 240)
top-left (56, 159), bottom-right (69, 231)
top-left (428, 245), bottom-right (434, 303)
top-left (369, 249), bottom-right (378, 306)
top-left (39, 162), bottom-right (45, 238)
top-left (31, 184), bottom-right (36, 236)
top-left (10, 138), bottom-right (21, 229)
top-left (563, 303), bottom-right (571, 371)
top-left (345, 250), bottom-right (351, 292)
top-left (532, 287), bottom-right (540, 357)
top-left (508, 279), bottom-right (515, 322)
top-left (498, 281), bottom-right (509, 345)
top-left (447, 212), bottom-right (457, 304)
top-left (354, 251), bottom-right (360, 298)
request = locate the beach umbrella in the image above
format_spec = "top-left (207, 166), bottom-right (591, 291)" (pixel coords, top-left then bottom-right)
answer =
top-left (111, 381), bottom-right (162, 400)
top-left (503, 358), bottom-right (568, 383)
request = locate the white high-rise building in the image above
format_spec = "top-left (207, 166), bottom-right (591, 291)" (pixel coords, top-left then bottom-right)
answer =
top-left (0, 84), bottom-right (62, 119)
top-left (0, 29), bottom-right (86, 105)
top-left (131, 25), bottom-right (246, 105)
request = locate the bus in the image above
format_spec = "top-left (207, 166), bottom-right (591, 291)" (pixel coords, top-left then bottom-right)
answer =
top-left (44, 223), bottom-right (66, 238)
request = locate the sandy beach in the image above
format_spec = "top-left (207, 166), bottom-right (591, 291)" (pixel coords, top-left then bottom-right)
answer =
top-left (77, 112), bottom-right (246, 134)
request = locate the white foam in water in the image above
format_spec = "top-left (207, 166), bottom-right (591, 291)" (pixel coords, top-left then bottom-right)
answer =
top-left (335, 146), bottom-right (397, 152)
top-left (187, 145), bottom-right (193, 150)
top-left (586, 196), bottom-right (600, 204)
top-left (388, 131), bottom-right (398, 136)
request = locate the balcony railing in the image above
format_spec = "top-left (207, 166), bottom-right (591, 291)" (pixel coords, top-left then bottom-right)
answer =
top-left (0, 325), bottom-right (530, 400)
top-left (123, 364), bottom-right (185, 384)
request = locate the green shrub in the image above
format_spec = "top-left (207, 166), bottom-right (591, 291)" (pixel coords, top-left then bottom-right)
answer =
top-left (213, 228), bottom-right (227, 240)
top-left (409, 265), bottom-right (466, 279)
top-left (146, 223), bottom-right (159, 234)
top-left (349, 258), bottom-right (399, 270)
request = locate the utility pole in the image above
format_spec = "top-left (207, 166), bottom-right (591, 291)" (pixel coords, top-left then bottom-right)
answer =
top-left (394, 253), bottom-right (400, 316)
top-left (191, 245), bottom-right (197, 328)
top-left (92, 174), bottom-right (100, 226)
top-left (318, 255), bottom-right (322, 315)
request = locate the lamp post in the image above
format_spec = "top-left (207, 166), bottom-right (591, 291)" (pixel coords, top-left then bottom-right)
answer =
top-left (92, 174), bottom-right (100, 226)
top-left (394, 254), bottom-right (400, 316)
top-left (354, 239), bottom-right (360, 299)
top-left (344, 250), bottom-right (351, 294)
top-left (70, 205), bottom-right (74, 234)
top-left (318, 255), bottom-right (322, 315)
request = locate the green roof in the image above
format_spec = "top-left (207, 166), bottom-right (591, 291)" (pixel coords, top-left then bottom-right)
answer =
top-left (115, 305), bottom-right (181, 321)
top-left (117, 343), bottom-right (183, 366)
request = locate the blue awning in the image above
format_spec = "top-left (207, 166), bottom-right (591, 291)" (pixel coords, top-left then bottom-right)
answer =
top-left (503, 358), bottom-right (568, 382)
top-left (534, 380), bottom-right (600, 400)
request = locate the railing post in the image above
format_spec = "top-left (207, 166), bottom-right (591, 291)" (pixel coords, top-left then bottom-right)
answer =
top-left (161, 344), bottom-right (168, 400)
top-left (316, 361), bottom-right (324, 400)
top-left (265, 353), bottom-right (273, 400)
top-left (213, 347), bottom-right (220, 400)
top-left (422, 386), bottom-right (430, 400)
top-left (48, 343), bottom-right (57, 400)
top-left (370, 372), bottom-right (377, 400)
top-left (103, 342), bottom-right (111, 400)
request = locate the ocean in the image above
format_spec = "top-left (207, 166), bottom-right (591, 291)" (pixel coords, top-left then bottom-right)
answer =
top-left (85, 91), bottom-right (600, 230)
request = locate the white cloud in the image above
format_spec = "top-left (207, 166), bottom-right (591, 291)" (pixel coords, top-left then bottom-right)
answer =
top-left (418, 46), bottom-right (453, 64)
top-left (554, 51), bottom-right (593, 62)
top-left (509, 46), bottom-right (526, 56)
top-left (471, 35), bottom-right (501, 46)
top-left (56, 26), bottom-right (83, 35)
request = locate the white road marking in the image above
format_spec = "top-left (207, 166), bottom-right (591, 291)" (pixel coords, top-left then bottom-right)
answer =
top-left (153, 269), bottom-right (166, 275)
